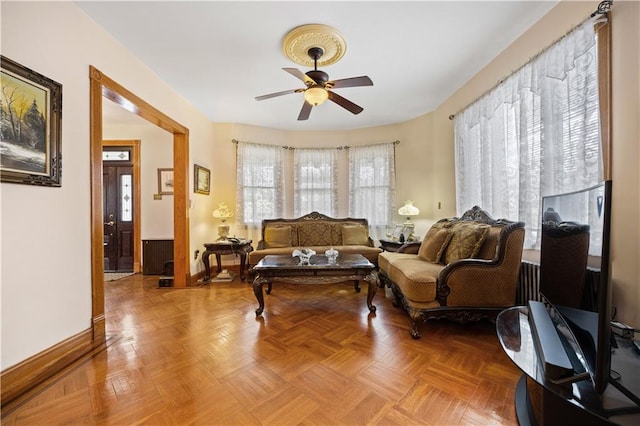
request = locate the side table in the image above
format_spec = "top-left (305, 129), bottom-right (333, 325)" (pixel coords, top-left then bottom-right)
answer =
top-left (202, 239), bottom-right (253, 281)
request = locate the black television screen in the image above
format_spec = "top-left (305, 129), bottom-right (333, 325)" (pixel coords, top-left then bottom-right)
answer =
top-left (537, 180), bottom-right (612, 394)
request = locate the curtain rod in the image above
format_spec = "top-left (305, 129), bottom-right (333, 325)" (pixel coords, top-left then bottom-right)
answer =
top-left (448, 0), bottom-right (613, 121)
top-left (232, 139), bottom-right (399, 150)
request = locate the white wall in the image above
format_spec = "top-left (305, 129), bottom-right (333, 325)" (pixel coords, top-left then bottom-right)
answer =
top-left (1, 1), bottom-right (217, 369)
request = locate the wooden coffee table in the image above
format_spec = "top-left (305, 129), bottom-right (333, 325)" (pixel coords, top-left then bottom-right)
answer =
top-left (251, 254), bottom-right (379, 316)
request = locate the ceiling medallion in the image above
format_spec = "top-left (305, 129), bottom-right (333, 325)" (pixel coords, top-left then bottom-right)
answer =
top-left (282, 24), bottom-right (346, 67)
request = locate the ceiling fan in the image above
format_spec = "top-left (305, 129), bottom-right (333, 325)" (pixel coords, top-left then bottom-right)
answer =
top-left (255, 47), bottom-right (373, 121)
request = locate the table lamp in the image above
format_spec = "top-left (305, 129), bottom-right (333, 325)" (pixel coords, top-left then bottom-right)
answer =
top-left (398, 200), bottom-right (420, 240)
top-left (212, 202), bottom-right (234, 240)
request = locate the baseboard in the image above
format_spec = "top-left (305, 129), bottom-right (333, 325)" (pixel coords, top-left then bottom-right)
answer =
top-left (1, 327), bottom-right (107, 414)
top-left (190, 269), bottom-right (206, 285)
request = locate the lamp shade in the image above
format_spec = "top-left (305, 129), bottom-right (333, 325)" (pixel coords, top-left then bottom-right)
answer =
top-left (398, 200), bottom-right (419, 217)
top-left (304, 87), bottom-right (329, 106)
top-left (212, 202), bottom-right (234, 221)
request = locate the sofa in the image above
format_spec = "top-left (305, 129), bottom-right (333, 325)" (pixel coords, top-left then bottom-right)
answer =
top-left (378, 206), bottom-right (525, 339)
top-left (248, 211), bottom-right (383, 268)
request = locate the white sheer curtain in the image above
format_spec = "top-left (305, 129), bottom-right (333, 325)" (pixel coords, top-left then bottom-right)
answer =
top-left (454, 20), bottom-right (602, 249)
top-left (294, 148), bottom-right (337, 217)
top-left (349, 143), bottom-right (396, 241)
top-left (236, 142), bottom-right (284, 238)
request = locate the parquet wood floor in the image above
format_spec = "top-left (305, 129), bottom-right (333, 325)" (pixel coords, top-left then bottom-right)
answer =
top-left (2, 273), bottom-right (521, 425)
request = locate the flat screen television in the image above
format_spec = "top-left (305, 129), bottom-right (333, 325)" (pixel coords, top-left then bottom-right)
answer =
top-left (529, 180), bottom-right (612, 394)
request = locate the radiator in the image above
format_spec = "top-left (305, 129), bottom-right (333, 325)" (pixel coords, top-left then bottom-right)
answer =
top-left (517, 261), bottom-right (542, 305)
top-left (517, 261), bottom-right (600, 311)
top-left (142, 239), bottom-right (174, 275)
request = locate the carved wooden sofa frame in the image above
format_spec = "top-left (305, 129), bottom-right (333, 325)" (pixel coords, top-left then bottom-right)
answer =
top-left (248, 211), bottom-right (382, 277)
top-left (378, 207), bottom-right (525, 339)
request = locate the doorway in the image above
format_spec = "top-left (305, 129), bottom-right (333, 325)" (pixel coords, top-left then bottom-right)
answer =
top-left (90, 66), bottom-right (190, 341)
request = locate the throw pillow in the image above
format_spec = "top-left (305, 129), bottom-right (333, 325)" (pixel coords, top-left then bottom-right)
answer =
top-left (264, 225), bottom-right (292, 248)
top-left (418, 225), bottom-right (454, 263)
top-left (298, 222), bottom-right (332, 246)
top-left (342, 224), bottom-right (369, 245)
top-left (442, 222), bottom-right (491, 264)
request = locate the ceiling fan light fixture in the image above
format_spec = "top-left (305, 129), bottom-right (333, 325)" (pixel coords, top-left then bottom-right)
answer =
top-left (304, 86), bottom-right (328, 106)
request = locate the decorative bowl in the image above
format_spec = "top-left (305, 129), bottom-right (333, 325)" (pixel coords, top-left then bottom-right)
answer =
top-left (325, 247), bottom-right (339, 264)
top-left (292, 248), bottom-right (316, 265)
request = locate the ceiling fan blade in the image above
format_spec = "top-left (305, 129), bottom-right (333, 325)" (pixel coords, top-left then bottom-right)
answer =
top-left (328, 91), bottom-right (364, 115)
top-left (298, 101), bottom-right (313, 121)
top-left (255, 89), bottom-right (298, 101)
top-left (329, 76), bottom-right (373, 89)
top-left (283, 68), bottom-right (316, 86)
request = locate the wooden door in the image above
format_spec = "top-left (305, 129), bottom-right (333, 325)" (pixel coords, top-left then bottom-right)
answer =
top-left (103, 148), bottom-right (134, 272)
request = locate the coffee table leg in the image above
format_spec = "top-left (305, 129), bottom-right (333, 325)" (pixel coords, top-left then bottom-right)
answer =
top-left (353, 280), bottom-right (361, 293)
top-left (364, 272), bottom-right (379, 313)
top-left (240, 253), bottom-right (247, 281)
top-left (253, 275), bottom-right (267, 316)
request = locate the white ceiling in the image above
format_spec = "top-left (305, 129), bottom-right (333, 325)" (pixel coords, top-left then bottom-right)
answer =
top-left (79, 1), bottom-right (558, 131)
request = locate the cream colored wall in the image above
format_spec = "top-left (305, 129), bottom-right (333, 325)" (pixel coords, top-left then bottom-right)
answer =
top-left (211, 119), bottom-right (439, 246)
top-left (608, 0), bottom-right (640, 329)
top-left (1, 1), bottom-right (216, 369)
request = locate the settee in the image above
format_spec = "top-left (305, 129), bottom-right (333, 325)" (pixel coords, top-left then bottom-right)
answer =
top-left (248, 211), bottom-right (382, 268)
top-left (378, 206), bottom-right (525, 339)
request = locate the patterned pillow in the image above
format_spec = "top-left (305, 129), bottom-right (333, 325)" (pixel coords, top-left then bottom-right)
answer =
top-left (298, 222), bottom-right (332, 246)
top-left (264, 225), bottom-right (292, 248)
top-left (442, 222), bottom-right (491, 264)
top-left (341, 224), bottom-right (369, 245)
top-left (418, 223), bottom-right (454, 263)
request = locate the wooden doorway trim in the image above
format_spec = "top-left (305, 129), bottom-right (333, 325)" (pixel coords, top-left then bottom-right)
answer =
top-left (102, 140), bottom-right (142, 273)
top-left (90, 66), bottom-right (190, 340)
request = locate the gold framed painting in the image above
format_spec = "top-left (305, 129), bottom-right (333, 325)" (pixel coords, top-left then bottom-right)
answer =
top-left (157, 168), bottom-right (174, 195)
top-left (1, 56), bottom-right (62, 186)
top-left (194, 164), bottom-right (210, 195)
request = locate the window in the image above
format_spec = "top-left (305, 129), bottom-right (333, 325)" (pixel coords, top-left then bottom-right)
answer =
top-left (349, 143), bottom-right (396, 239)
top-left (236, 142), bottom-right (284, 225)
top-left (454, 20), bottom-right (603, 249)
top-left (294, 148), bottom-right (337, 217)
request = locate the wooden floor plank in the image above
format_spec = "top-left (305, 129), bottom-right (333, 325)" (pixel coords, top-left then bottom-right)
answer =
top-left (2, 274), bottom-right (521, 424)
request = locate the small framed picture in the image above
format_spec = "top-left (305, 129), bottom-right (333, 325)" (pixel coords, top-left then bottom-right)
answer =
top-left (157, 168), bottom-right (174, 195)
top-left (1, 56), bottom-right (62, 186)
top-left (194, 164), bottom-right (210, 195)
top-left (391, 224), bottom-right (403, 240)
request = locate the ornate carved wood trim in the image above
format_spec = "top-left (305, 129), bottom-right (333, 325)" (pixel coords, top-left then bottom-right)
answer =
top-left (259, 211), bottom-right (372, 245)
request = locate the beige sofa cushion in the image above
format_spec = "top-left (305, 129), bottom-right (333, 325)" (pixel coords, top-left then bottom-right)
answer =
top-left (341, 224), bottom-right (369, 245)
top-left (418, 224), bottom-right (454, 263)
top-left (443, 222), bottom-right (491, 264)
top-left (264, 225), bottom-right (292, 248)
